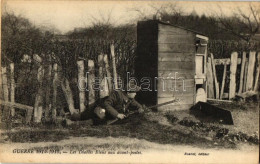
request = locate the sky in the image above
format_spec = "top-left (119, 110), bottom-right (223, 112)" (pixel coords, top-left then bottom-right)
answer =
top-left (2, 1), bottom-right (259, 34)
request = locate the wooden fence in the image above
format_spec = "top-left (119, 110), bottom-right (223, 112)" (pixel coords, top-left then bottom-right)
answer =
top-left (1, 49), bottom-right (259, 123)
top-left (0, 44), bottom-right (118, 123)
top-left (207, 51), bottom-right (260, 100)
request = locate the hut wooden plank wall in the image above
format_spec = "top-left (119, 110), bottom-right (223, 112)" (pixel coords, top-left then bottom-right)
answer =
top-left (135, 20), bottom-right (208, 110)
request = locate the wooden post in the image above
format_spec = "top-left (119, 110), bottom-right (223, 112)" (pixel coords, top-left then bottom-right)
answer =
top-left (88, 60), bottom-right (95, 106)
top-left (243, 61), bottom-right (248, 92)
top-left (77, 60), bottom-right (86, 113)
top-left (229, 52), bottom-right (238, 100)
top-left (220, 63), bottom-right (227, 99)
top-left (0, 66), bottom-right (2, 121)
top-left (238, 52), bottom-right (246, 94)
top-left (254, 52), bottom-right (260, 91)
top-left (1, 67), bottom-right (10, 119)
top-left (246, 51), bottom-right (256, 91)
top-left (44, 63), bottom-right (52, 121)
top-left (206, 58), bottom-right (214, 98)
top-left (10, 63), bottom-right (15, 117)
top-left (210, 53), bottom-right (219, 99)
top-left (104, 54), bottom-right (113, 93)
top-left (34, 65), bottom-right (44, 123)
top-left (51, 63), bottom-right (58, 121)
top-left (111, 44), bottom-right (118, 89)
top-left (98, 54), bottom-right (109, 98)
top-left (61, 77), bottom-right (78, 114)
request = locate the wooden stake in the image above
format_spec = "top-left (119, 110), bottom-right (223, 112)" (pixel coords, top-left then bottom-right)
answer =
top-left (243, 61), bottom-right (248, 92)
top-left (111, 44), bottom-right (118, 89)
top-left (34, 65), bottom-right (44, 123)
top-left (229, 52), bottom-right (238, 99)
top-left (238, 52), bottom-right (246, 94)
top-left (88, 60), bottom-right (95, 106)
top-left (0, 66), bottom-right (2, 121)
top-left (207, 58), bottom-right (214, 98)
top-left (51, 63), bottom-right (58, 121)
top-left (61, 77), bottom-right (78, 114)
top-left (77, 60), bottom-right (86, 113)
top-left (104, 54), bottom-right (113, 93)
top-left (210, 53), bottom-right (219, 99)
top-left (10, 63), bottom-right (15, 117)
top-left (98, 54), bottom-right (109, 98)
top-left (1, 67), bottom-right (10, 119)
top-left (254, 53), bottom-right (260, 91)
top-left (220, 63), bottom-right (227, 99)
top-left (246, 51), bottom-right (256, 91)
top-left (44, 63), bottom-right (52, 121)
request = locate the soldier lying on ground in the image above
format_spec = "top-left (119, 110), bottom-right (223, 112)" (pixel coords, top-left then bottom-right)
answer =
top-left (92, 82), bottom-right (145, 125)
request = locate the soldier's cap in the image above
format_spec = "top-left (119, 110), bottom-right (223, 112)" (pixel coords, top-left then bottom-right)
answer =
top-left (126, 81), bottom-right (141, 93)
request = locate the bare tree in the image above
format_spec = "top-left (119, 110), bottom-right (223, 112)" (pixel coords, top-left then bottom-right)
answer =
top-left (216, 4), bottom-right (260, 43)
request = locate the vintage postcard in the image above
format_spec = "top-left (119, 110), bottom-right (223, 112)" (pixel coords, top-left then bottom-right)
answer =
top-left (0, 0), bottom-right (259, 163)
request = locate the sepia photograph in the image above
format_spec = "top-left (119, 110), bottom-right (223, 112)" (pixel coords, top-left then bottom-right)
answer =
top-left (0, 0), bottom-right (259, 163)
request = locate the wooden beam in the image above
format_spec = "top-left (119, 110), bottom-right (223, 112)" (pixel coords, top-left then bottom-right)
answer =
top-left (246, 51), bottom-right (256, 91)
top-left (220, 63), bottom-right (227, 99)
top-left (214, 58), bottom-right (242, 65)
top-left (254, 52), bottom-right (260, 91)
top-left (0, 100), bottom-right (34, 123)
top-left (211, 53), bottom-right (219, 99)
top-left (207, 98), bottom-right (232, 103)
top-left (229, 52), bottom-right (238, 99)
top-left (207, 57), bottom-right (214, 98)
top-left (238, 52), bottom-right (246, 94)
top-left (0, 100), bottom-right (33, 112)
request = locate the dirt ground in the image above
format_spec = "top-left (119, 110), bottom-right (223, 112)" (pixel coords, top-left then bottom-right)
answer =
top-left (0, 101), bottom-right (259, 154)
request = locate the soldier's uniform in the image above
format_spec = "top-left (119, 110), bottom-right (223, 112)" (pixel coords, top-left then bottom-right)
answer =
top-left (93, 90), bottom-right (143, 125)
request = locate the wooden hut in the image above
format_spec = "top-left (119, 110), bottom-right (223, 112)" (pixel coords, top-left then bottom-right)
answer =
top-left (135, 20), bottom-right (208, 110)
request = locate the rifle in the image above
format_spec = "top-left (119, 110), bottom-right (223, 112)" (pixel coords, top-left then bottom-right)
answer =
top-left (107, 99), bottom-right (179, 125)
